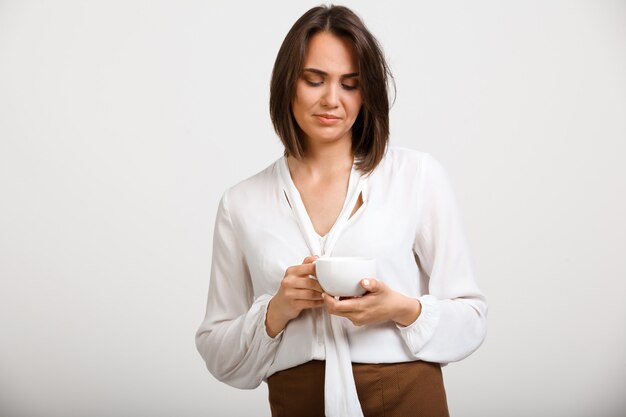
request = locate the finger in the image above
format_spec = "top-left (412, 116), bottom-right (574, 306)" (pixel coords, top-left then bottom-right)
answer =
top-left (325, 302), bottom-right (369, 326)
top-left (302, 255), bottom-right (320, 264)
top-left (322, 293), bottom-right (336, 310)
top-left (323, 294), bottom-right (347, 316)
top-left (294, 289), bottom-right (324, 301)
top-left (324, 302), bottom-right (358, 321)
top-left (309, 279), bottom-right (324, 293)
top-left (360, 278), bottom-right (380, 292)
top-left (323, 293), bottom-right (360, 314)
top-left (292, 262), bottom-right (316, 277)
top-left (281, 275), bottom-right (323, 293)
top-left (285, 264), bottom-right (317, 282)
top-left (291, 276), bottom-right (324, 293)
top-left (295, 299), bottom-right (325, 310)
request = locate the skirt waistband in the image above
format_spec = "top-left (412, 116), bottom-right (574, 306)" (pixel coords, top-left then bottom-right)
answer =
top-left (267, 360), bottom-right (449, 417)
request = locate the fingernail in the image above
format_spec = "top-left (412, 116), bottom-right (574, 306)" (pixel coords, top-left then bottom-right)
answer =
top-left (363, 279), bottom-right (370, 287)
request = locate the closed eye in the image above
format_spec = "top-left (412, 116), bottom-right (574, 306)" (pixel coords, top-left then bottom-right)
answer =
top-left (305, 79), bottom-right (322, 87)
top-left (301, 68), bottom-right (360, 91)
top-left (304, 79), bottom-right (359, 91)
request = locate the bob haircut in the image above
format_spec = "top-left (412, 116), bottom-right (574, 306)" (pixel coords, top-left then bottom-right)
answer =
top-left (269, 5), bottom-right (393, 176)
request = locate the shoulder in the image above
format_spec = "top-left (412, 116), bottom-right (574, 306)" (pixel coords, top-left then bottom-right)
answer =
top-left (220, 156), bottom-right (282, 212)
top-left (372, 145), bottom-right (438, 181)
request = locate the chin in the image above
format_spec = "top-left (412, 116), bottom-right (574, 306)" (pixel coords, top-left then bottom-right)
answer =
top-left (310, 136), bottom-right (347, 146)
top-left (306, 129), bottom-right (350, 143)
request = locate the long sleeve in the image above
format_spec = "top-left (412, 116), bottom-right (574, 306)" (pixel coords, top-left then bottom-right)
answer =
top-left (195, 190), bottom-right (282, 389)
top-left (397, 154), bottom-right (488, 363)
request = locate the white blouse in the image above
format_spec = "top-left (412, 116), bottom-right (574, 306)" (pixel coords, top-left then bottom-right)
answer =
top-left (195, 146), bottom-right (488, 416)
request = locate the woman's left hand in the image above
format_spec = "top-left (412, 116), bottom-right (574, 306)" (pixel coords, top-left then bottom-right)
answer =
top-left (322, 278), bottom-right (422, 327)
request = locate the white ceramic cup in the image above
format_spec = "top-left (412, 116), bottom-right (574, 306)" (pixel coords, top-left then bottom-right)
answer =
top-left (314, 256), bottom-right (377, 297)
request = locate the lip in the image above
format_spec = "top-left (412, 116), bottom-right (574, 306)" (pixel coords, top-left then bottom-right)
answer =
top-left (314, 113), bottom-right (342, 124)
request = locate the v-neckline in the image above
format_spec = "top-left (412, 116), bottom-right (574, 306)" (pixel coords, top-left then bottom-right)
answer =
top-left (277, 155), bottom-right (372, 417)
top-left (279, 156), bottom-right (366, 256)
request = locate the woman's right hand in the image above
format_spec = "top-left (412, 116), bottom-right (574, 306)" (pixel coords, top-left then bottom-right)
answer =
top-left (265, 256), bottom-right (324, 338)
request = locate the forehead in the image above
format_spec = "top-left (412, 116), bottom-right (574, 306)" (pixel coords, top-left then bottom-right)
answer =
top-left (303, 31), bottom-right (358, 74)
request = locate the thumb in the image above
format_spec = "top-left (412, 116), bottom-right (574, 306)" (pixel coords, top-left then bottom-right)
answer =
top-left (360, 278), bottom-right (379, 292)
top-left (303, 255), bottom-right (320, 264)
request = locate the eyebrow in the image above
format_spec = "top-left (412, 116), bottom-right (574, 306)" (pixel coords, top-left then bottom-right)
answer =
top-left (302, 68), bottom-right (359, 78)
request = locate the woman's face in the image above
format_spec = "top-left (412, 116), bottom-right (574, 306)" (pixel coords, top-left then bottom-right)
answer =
top-left (292, 31), bottom-right (363, 150)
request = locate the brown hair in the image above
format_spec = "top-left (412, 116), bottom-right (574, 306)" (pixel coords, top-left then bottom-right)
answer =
top-left (269, 5), bottom-right (394, 176)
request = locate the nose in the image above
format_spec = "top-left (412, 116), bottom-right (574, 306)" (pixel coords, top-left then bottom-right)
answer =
top-left (320, 83), bottom-right (339, 108)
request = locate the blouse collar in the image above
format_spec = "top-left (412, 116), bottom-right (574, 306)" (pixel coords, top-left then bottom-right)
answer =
top-left (277, 155), bottom-right (368, 257)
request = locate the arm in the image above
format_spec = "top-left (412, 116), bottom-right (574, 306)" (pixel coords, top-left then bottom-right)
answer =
top-left (398, 153), bottom-right (488, 363)
top-left (321, 153), bottom-right (487, 362)
top-left (195, 191), bottom-right (282, 389)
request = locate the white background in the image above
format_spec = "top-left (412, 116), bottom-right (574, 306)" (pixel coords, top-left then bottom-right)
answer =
top-left (1, 1), bottom-right (625, 416)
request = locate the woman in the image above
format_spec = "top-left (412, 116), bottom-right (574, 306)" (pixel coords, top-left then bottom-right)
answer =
top-left (196, 5), bottom-right (487, 417)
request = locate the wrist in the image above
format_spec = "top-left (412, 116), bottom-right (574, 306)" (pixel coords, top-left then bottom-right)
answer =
top-left (265, 297), bottom-right (288, 338)
top-left (394, 296), bottom-right (422, 327)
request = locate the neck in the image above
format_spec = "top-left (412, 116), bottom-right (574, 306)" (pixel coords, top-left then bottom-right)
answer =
top-left (288, 137), bottom-right (354, 180)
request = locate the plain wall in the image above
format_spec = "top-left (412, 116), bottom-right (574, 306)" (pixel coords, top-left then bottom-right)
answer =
top-left (0, 1), bottom-right (624, 416)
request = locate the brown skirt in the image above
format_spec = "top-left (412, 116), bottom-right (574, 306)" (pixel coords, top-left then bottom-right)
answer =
top-left (267, 360), bottom-right (449, 417)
